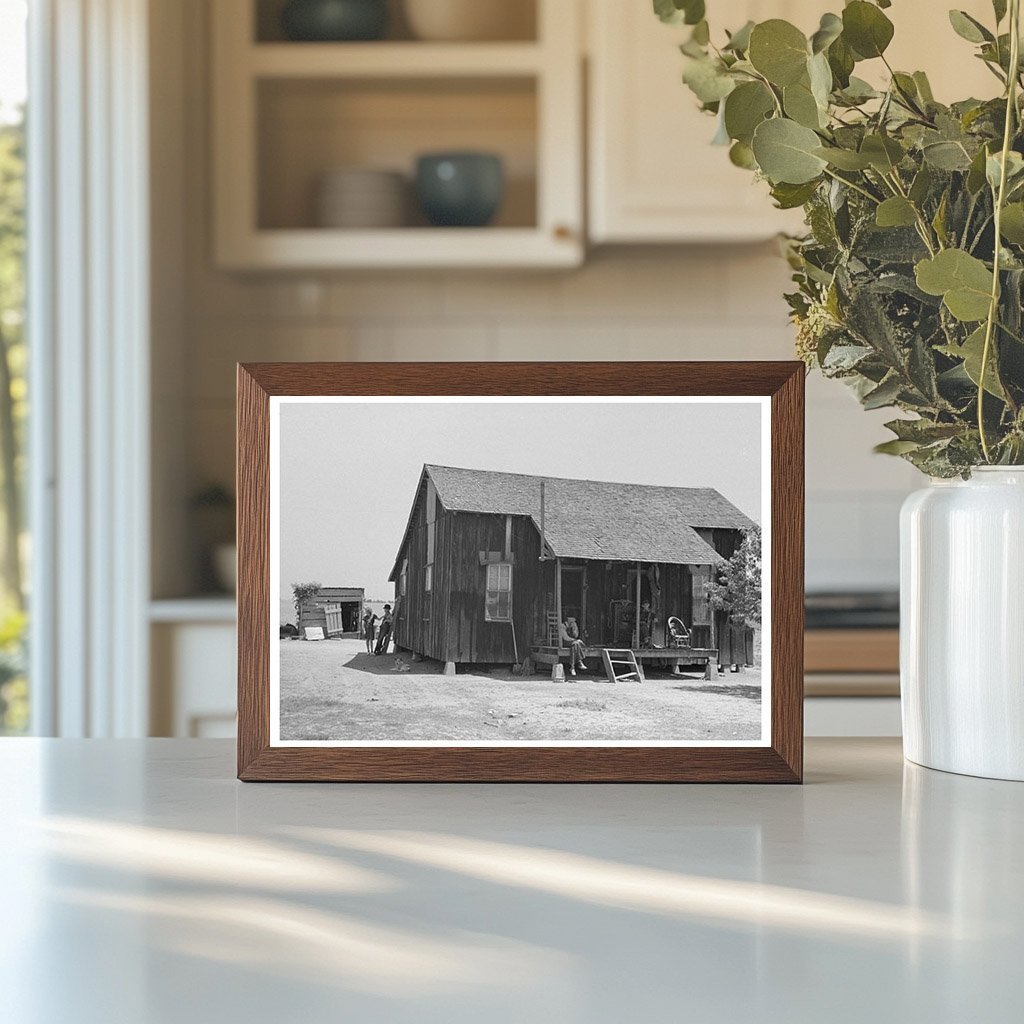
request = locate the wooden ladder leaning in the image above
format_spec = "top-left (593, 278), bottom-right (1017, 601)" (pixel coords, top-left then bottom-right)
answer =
top-left (601, 648), bottom-right (645, 684)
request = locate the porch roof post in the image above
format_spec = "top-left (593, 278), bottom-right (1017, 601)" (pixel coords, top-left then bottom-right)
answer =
top-left (634, 561), bottom-right (641, 649)
top-left (554, 557), bottom-right (564, 651)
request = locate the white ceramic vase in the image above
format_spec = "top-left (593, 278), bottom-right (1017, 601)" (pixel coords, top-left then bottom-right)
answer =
top-left (900, 467), bottom-right (1024, 781)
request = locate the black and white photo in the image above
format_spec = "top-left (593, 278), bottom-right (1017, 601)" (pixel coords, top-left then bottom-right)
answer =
top-left (269, 396), bottom-right (771, 747)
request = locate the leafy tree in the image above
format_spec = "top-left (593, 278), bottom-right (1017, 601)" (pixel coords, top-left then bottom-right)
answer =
top-left (0, 105), bottom-right (26, 733)
top-left (706, 526), bottom-right (762, 627)
top-left (660, 0), bottom-right (1024, 476)
top-left (0, 111), bottom-right (24, 604)
top-left (292, 581), bottom-right (322, 624)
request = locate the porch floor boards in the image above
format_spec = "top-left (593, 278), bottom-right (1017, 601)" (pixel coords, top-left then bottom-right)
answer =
top-left (530, 644), bottom-right (718, 667)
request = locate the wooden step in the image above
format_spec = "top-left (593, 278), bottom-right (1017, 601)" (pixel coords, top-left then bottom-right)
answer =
top-left (601, 648), bottom-right (645, 684)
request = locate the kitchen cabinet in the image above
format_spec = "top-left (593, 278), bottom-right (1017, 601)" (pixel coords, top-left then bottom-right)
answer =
top-left (211, 0), bottom-right (583, 269)
top-left (587, 0), bottom-right (998, 244)
top-left (150, 600), bottom-right (236, 737)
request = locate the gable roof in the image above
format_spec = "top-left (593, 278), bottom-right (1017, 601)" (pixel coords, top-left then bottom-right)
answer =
top-left (390, 464), bottom-right (754, 576)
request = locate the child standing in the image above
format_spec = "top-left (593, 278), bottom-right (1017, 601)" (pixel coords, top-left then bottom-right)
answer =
top-left (362, 608), bottom-right (378, 654)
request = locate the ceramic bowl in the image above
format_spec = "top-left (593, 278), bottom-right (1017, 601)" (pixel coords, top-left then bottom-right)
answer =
top-left (281, 0), bottom-right (388, 42)
top-left (415, 152), bottom-right (504, 228)
top-left (316, 168), bottom-right (407, 228)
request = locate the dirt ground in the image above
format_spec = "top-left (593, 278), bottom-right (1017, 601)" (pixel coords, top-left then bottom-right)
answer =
top-left (280, 638), bottom-right (762, 742)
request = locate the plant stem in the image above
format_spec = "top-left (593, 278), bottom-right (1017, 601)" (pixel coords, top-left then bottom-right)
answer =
top-left (979, 0), bottom-right (1021, 462)
top-left (884, 171), bottom-right (939, 254)
top-left (822, 167), bottom-right (880, 204)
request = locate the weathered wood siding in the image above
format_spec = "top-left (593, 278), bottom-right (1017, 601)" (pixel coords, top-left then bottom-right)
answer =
top-left (443, 511), bottom-right (543, 664)
top-left (297, 589), bottom-right (364, 634)
top-left (394, 502), bottom-right (545, 665)
top-left (392, 481), bottom-right (446, 660)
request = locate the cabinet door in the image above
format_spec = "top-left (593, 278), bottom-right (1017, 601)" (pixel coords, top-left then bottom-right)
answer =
top-left (212, 0), bottom-right (584, 269)
top-left (587, 0), bottom-right (810, 243)
top-left (587, 0), bottom-right (996, 244)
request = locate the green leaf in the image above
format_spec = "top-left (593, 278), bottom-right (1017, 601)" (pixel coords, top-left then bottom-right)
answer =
top-left (724, 20), bottom-right (755, 53)
top-left (810, 12), bottom-right (843, 54)
top-left (860, 133), bottom-right (904, 173)
top-left (723, 81), bottom-right (775, 144)
top-left (770, 180), bottom-right (820, 209)
top-left (915, 249), bottom-right (994, 322)
top-left (932, 190), bottom-right (950, 247)
top-left (837, 76), bottom-right (879, 104)
top-left (913, 71), bottom-right (935, 104)
top-left (842, 1), bottom-right (895, 59)
top-left (827, 35), bottom-right (856, 88)
top-left (653, 0), bottom-right (705, 26)
top-left (986, 150), bottom-right (1024, 191)
top-left (876, 197), bottom-right (918, 228)
top-left (814, 146), bottom-right (872, 170)
top-left (948, 10), bottom-right (994, 44)
top-left (807, 51), bottom-right (833, 109)
top-left (729, 140), bottom-right (757, 170)
top-left (1000, 203), bottom-right (1024, 244)
top-left (884, 418), bottom-right (963, 443)
top-left (751, 118), bottom-right (828, 184)
top-left (875, 439), bottom-right (922, 455)
top-left (863, 374), bottom-right (903, 409)
top-left (784, 80), bottom-right (824, 129)
top-left (909, 164), bottom-right (933, 205)
top-left (682, 57), bottom-right (736, 104)
top-left (993, 0), bottom-right (1008, 24)
top-left (748, 20), bottom-right (809, 86)
top-left (892, 72), bottom-right (923, 110)
top-left (967, 144), bottom-right (991, 194)
top-left (923, 140), bottom-right (972, 171)
top-left (940, 326), bottom-right (1006, 398)
top-left (680, 37), bottom-right (708, 59)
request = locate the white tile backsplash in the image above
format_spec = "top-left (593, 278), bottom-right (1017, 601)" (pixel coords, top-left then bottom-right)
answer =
top-left (181, 249), bottom-right (917, 593)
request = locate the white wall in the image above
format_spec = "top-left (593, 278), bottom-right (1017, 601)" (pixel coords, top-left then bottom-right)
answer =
top-left (156, 0), bottom-right (920, 599)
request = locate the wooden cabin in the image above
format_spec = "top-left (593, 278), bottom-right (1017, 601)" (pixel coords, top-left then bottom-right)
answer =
top-left (296, 587), bottom-right (364, 637)
top-left (389, 465), bottom-right (756, 675)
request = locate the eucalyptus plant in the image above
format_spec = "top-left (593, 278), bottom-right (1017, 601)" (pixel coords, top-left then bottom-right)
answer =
top-left (657, 0), bottom-right (1024, 475)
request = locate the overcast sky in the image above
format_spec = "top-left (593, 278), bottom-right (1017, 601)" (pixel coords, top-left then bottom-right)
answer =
top-left (278, 399), bottom-right (763, 604)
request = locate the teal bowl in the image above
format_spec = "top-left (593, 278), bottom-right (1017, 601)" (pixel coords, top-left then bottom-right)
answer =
top-left (281, 0), bottom-right (388, 42)
top-left (415, 153), bottom-right (505, 228)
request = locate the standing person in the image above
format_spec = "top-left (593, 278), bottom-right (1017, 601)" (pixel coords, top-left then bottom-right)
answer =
top-left (639, 601), bottom-right (655, 647)
top-left (362, 608), bottom-right (378, 655)
top-left (374, 604), bottom-right (393, 656)
top-left (560, 616), bottom-right (587, 677)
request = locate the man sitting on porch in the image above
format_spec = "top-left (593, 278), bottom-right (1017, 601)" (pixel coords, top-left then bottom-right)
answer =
top-left (560, 616), bottom-right (587, 677)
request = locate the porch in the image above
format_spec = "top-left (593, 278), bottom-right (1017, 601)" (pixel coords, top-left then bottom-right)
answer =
top-left (530, 643), bottom-right (721, 680)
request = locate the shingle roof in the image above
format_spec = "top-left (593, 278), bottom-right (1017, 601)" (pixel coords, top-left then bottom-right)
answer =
top-left (422, 464), bottom-right (754, 565)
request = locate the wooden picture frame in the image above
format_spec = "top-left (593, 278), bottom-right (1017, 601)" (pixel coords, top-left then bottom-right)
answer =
top-left (237, 362), bottom-right (804, 782)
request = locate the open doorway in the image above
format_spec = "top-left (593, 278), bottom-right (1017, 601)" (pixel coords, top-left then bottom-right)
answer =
top-left (560, 565), bottom-right (586, 638)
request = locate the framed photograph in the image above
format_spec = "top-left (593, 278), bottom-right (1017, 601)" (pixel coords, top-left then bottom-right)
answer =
top-left (237, 362), bottom-right (803, 782)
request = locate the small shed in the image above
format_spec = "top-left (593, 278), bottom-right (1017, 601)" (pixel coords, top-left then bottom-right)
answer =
top-left (296, 587), bottom-right (364, 637)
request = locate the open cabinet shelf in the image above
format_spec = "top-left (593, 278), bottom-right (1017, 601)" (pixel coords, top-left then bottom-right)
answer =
top-left (212, 0), bottom-right (583, 269)
top-left (249, 42), bottom-right (546, 77)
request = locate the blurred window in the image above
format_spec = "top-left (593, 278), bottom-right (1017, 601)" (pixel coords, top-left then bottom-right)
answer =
top-left (0, 0), bottom-right (28, 735)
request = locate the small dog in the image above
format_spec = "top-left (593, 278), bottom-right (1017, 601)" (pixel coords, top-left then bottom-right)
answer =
top-left (393, 657), bottom-right (411, 673)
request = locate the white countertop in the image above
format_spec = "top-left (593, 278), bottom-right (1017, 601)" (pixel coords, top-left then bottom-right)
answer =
top-left (1, 738), bottom-right (1020, 1023)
